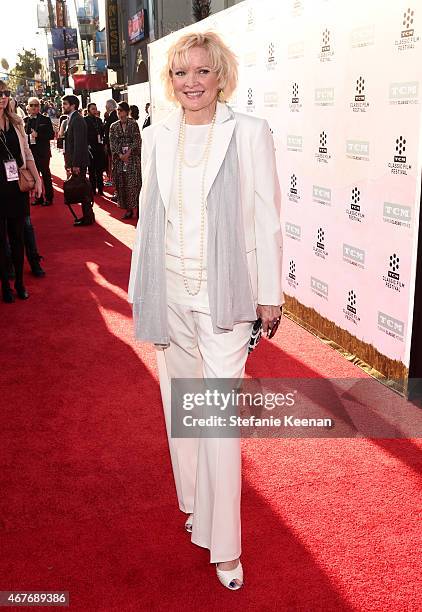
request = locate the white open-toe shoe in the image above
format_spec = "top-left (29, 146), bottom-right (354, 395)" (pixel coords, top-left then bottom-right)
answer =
top-left (184, 513), bottom-right (193, 533)
top-left (216, 560), bottom-right (244, 590)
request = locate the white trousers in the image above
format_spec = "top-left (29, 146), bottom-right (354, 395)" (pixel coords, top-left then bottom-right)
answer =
top-left (155, 300), bottom-right (253, 563)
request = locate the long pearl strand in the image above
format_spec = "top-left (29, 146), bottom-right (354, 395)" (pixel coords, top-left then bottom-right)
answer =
top-left (177, 109), bottom-right (216, 296)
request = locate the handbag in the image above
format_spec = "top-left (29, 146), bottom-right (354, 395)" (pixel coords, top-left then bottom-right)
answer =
top-left (248, 318), bottom-right (263, 354)
top-left (248, 307), bottom-right (283, 354)
top-left (0, 127), bottom-right (35, 192)
top-left (63, 173), bottom-right (92, 205)
top-left (18, 167), bottom-right (36, 192)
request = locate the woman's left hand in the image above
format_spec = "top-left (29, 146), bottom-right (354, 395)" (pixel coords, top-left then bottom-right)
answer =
top-left (256, 304), bottom-right (283, 337)
top-left (33, 179), bottom-right (42, 199)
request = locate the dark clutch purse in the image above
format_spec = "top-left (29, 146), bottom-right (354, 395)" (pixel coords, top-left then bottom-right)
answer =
top-left (63, 173), bottom-right (92, 205)
top-left (248, 318), bottom-right (263, 354)
top-left (248, 308), bottom-right (283, 354)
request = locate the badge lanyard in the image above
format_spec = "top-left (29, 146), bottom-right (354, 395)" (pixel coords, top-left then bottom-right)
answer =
top-left (96, 119), bottom-right (103, 144)
top-left (0, 129), bottom-right (19, 182)
top-left (27, 114), bottom-right (40, 145)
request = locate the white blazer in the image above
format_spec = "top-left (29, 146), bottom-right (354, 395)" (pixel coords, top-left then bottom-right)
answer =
top-left (128, 100), bottom-right (284, 307)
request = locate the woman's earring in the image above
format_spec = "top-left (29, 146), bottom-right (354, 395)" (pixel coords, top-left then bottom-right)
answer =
top-left (218, 89), bottom-right (225, 102)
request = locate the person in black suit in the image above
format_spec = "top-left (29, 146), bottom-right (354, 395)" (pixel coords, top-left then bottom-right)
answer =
top-left (103, 99), bottom-right (118, 148)
top-left (103, 99), bottom-right (118, 192)
top-left (141, 102), bottom-right (151, 130)
top-left (62, 94), bottom-right (94, 227)
top-left (24, 97), bottom-right (54, 206)
top-left (84, 102), bottom-right (105, 196)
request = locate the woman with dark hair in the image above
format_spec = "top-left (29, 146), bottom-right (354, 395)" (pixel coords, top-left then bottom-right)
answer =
top-left (0, 81), bottom-right (42, 302)
top-left (129, 105), bottom-right (139, 121)
top-left (109, 101), bottom-right (142, 219)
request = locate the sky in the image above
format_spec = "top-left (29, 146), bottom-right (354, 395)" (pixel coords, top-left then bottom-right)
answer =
top-left (0, 0), bottom-right (106, 71)
top-left (0, 0), bottom-right (47, 70)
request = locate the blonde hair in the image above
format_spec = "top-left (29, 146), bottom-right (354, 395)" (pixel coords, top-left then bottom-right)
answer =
top-left (162, 31), bottom-right (238, 103)
top-left (0, 81), bottom-right (20, 128)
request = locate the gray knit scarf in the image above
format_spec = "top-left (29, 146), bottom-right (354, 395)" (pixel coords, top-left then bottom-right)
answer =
top-left (132, 121), bottom-right (256, 346)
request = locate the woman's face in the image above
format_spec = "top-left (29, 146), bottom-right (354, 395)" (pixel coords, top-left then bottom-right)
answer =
top-left (171, 46), bottom-right (220, 112)
top-left (117, 108), bottom-right (128, 121)
top-left (0, 87), bottom-right (11, 112)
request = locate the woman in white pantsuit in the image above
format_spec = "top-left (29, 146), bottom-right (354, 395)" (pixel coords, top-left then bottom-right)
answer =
top-left (128, 31), bottom-right (283, 590)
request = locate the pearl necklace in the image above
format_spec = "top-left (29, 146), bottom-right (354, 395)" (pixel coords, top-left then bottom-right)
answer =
top-left (177, 109), bottom-right (216, 296)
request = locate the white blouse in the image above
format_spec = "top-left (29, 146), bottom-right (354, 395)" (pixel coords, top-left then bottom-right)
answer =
top-left (166, 123), bottom-right (212, 307)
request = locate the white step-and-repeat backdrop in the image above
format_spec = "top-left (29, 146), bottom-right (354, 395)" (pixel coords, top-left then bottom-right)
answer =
top-left (89, 88), bottom-right (113, 116)
top-left (146, 0), bottom-right (422, 392)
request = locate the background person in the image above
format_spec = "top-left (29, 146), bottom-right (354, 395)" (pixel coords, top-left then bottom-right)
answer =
top-left (85, 102), bottom-right (105, 197)
top-left (129, 104), bottom-right (139, 121)
top-left (24, 96), bottom-right (54, 206)
top-left (9, 98), bottom-right (45, 277)
top-left (62, 94), bottom-right (94, 227)
top-left (0, 82), bottom-right (42, 302)
top-left (103, 99), bottom-right (118, 189)
top-left (141, 102), bottom-right (151, 130)
top-left (109, 102), bottom-right (141, 220)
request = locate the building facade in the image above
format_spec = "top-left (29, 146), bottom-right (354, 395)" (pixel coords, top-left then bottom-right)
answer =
top-left (105, 0), bottom-right (241, 88)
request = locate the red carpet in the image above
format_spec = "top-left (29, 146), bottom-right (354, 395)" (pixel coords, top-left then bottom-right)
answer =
top-left (0, 151), bottom-right (421, 611)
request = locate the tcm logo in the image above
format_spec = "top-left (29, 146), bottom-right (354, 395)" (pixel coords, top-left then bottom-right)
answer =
top-left (266, 42), bottom-right (277, 69)
top-left (288, 41), bottom-right (305, 59)
top-left (289, 82), bottom-right (302, 112)
top-left (319, 28), bottom-right (334, 61)
top-left (290, 174), bottom-right (298, 195)
top-left (288, 260), bottom-right (296, 280)
top-left (401, 7), bottom-right (415, 38)
top-left (285, 222), bottom-right (301, 240)
top-left (264, 91), bottom-right (279, 107)
top-left (383, 202), bottom-right (411, 225)
top-left (322, 28), bottom-right (331, 52)
top-left (396, 7), bottom-right (420, 50)
top-left (355, 76), bottom-right (365, 101)
top-left (316, 131), bottom-right (331, 163)
top-left (346, 186), bottom-right (365, 222)
top-left (346, 140), bottom-right (370, 159)
top-left (313, 228), bottom-right (328, 259)
top-left (287, 134), bottom-right (303, 151)
top-left (319, 131), bottom-right (328, 154)
top-left (316, 227), bottom-right (325, 250)
top-left (378, 312), bottom-right (404, 338)
top-left (268, 42), bottom-right (275, 63)
top-left (311, 277), bottom-right (328, 297)
top-left (315, 87), bottom-right (335, 105)
top-left (247, 7), bottom-right (255, 30)
top-left (343, 244), bottom-right (365, 267)
top-left (346, 290), bottom-right (357, 315)
top-left (312, 185), bottom-right (331, 206)
top-left (289, 174), bottom-right (301, 203)
top-left (351, 187), bottom-right (361, 211)
top-left (292, 0), bottom-right (304, 16)
top-left (287, 260), bottom-right (299, 289)
top-left (247, 88), bottom-right (253, 106)
top-left (243, 51), bottom-right (256, 67)
top-left (350, 24), bottom-right (375, 48)
top-left (393, 135), bottom-right (407, 163)
top-left (383, 253), bottom-right (405, 292)
top-left (388, 252), bottom-right (400, 279)
top-left (389, 81), bottom-right (419, 101)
